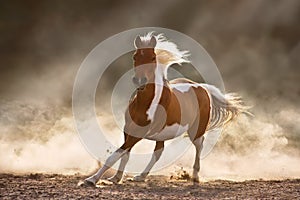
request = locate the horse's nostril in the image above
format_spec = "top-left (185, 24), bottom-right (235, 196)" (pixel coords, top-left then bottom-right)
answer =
top-left (132, 77), bottom-right (139, 85)
top-left (132, 76), bottom-right (147, 87)
top-left (141, 77), bottom-right (147, 85)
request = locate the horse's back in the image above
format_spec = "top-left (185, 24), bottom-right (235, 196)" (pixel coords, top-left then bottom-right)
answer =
top-left (169, 78), bottom-right (210, 101)
top-left (169, 78), bottom-right (196, 84)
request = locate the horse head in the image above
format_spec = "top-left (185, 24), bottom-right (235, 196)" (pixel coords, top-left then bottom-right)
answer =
top-left (132, 35), bottom-right (157, 90)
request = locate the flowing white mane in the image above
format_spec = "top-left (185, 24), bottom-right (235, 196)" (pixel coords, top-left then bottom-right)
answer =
top-left (139, 32), bottom-right (190, 77)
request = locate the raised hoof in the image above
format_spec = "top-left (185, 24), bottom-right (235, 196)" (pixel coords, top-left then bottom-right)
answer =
top-left (78, 179), bottom-right (96, 187)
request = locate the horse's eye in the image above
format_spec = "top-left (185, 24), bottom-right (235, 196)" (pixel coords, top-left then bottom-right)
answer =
top-left (133, 54), bottom-right (137, 60)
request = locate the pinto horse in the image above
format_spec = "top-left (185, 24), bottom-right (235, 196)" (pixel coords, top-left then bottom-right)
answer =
top-left (83, 33), bottom-right (248, 186)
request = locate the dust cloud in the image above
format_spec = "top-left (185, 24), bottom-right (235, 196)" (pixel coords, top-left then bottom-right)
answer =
top-left (0, 100), bottom-right (97, 174)
top-left (1, 98), bottom-right (299, 180)
top-left (173, 111), bottom-right (300, 180)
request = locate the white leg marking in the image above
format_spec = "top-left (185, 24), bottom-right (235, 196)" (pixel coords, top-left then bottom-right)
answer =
top-left (134, 148), bottom-right (164, 181)
top-left (192, 136), bottom-right (204, 182)
top-left (85, 149), bottom-right (127, 185)
top-left (108, 151), bottom-right (130, 183)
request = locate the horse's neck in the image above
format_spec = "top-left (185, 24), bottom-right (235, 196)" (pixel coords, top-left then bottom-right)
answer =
top-left (136, 70), bottom-right (169, 100)
top-left (136, 84), bottom-right (155, 105)
top-left (136, 74), bottom-right (171, 121)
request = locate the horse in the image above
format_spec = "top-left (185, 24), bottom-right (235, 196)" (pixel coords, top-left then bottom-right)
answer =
top-left (82, 32), bottom-right (249, 186)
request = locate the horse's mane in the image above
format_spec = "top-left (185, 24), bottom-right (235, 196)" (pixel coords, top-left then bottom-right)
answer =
top-left (139, 32), bottom-right (190, 77)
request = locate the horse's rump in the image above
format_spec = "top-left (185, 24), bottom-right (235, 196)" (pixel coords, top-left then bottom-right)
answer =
top-left (200, 84), bottom-right (250, 130)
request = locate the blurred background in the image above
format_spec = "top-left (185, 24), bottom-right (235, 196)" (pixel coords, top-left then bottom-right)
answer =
top-left (0, 0), bottom-right (299, 179)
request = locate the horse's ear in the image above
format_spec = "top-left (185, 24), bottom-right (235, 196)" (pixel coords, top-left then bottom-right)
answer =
top-left (149, 36), bottom-right (157, 48)
top-left (134, 36), bottom-right (142, 49)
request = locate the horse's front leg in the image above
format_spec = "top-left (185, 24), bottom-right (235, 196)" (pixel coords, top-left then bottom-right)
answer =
top-left (107, 133), bottom-right (132, 183)
top-left (84, 134), bottom-right (141, 186)
top-left (106, 151), bottom-right (130, 184)
top-left (133, 141), bottom-right (164, 182)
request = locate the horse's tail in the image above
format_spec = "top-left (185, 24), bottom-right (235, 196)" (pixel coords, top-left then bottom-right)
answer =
top-left (201, 84), bottom-right (252, 130)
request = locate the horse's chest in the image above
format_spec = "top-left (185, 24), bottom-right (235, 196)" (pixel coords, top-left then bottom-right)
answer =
top-left (145, 123), bottom-right (189, 141)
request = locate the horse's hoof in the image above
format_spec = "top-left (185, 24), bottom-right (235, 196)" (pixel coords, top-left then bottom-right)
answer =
top-left (192, 177), bottom-right (200, 183)
top-left (78, 179), bottom-right (96, 187)
top-left (107, 176), bottom-right (121, 184)
top-left (132, 175), bottom-right (146, 182)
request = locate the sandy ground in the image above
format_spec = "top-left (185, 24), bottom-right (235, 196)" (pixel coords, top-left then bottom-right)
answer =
top-left (0, 173), bottom-right (299, 199)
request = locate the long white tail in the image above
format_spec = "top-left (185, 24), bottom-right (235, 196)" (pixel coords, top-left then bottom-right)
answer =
top-left (201, 84), bottom-right (251, 130)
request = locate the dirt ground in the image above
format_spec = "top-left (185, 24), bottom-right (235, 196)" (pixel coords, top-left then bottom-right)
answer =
top-left (0, 173), bottom-right (299, 199)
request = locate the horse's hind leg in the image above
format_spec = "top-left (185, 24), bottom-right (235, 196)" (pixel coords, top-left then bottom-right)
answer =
top-left (188, 121), bottom-right (205, 182)
top-left (191, 135), bottom-right (204, 182)
top-left (188, 112), bottom-right (209, 182)
top-left (133, 141), bottom-right (164, 182)
top-left (187, 87), bottom-right (210, 182)
top-left (84, 134), bottom-right (141, 186)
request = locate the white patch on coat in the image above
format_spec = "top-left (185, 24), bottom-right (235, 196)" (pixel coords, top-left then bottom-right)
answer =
top-left (145, 123), bottom-right (189, 141)
top-left (170, 83), bottom-right (201, 93)
top-left (146, 65), bottom-right (164, 121)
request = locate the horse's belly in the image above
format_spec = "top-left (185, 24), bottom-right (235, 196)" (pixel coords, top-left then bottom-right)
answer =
top-left (145, 123), bottom-right (189, 141)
